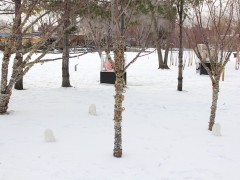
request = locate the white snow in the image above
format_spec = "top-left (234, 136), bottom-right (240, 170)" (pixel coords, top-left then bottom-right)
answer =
top-left (88, 104), bottom-right (97, 116)
top-left (0, 50), bottom-right (240, 180)
top-left (44, 128), bottom-right (56, 143)
top-left (212, 123), bottom-right (222, 136)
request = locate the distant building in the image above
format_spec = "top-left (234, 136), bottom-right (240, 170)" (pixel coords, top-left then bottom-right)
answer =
top-left (0, 32), bottom-right (41, 45)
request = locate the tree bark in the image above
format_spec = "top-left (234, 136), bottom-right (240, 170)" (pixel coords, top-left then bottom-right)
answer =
top-left (177, 0), bottom-right (184, 91)
top-left (62, 1), bottom-right (71, 87)
top-left (1, 51), bottom-right (11, 94)
top-left (156, 43), bottom-right (164, 69)
top-left (0, 0), bottom-right (22, 113)
top-left (152, 12), bottom-right (164, 69)
top-left (14, 54), bottom-right (23, 90)
top-left (0, 49), bottom-right (12, 113)
top-left (14, 0), bottom-right (24, 90)
top-left (208, 81), bottom-right (220, 131)
top-left (0, 93), bottom-right (11, 114)
top-left (164, 42), bottom-right (170, 69)
top-left (113, 38), bottom-right (125, 158)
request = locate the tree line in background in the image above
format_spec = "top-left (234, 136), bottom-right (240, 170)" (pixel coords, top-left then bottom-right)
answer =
top-left (0, 0), bottom-right (239, 157)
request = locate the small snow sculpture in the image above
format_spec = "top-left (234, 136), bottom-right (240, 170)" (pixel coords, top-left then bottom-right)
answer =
top-left (89, 104), bottom-right (97, 116)
top-left (44, 128), bottom-right (56, 142)
top-left (212, 123), bottom-right (221, 136)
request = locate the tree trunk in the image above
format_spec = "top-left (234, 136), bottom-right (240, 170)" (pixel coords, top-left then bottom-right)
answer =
top-left (164, 43), bottom-right (170, 69)
top-left (208, 81), bottom-right (220, 131)
top-left (156, 43), bottom-right (164, 69)
top-left (152, 13), bottom-right (164, 70)
top-left (177, 0), bottom-right (184, 91)
top-left (0, 50), bottom-right (12, 114)
top-left (14, 0), bottom-right (23, 90)
top-left (62, 1), bottom-right (71, 87)
top-left (113, 38), bottom-right (125, 158)
top-left (1, 51), bottom-right (11, 94)
top-left (0, 93), bottom-right (11, 114)
top-left (14, 54), bottom-right (23, 90)
top-left (0, 0), bottom-right (21, 113)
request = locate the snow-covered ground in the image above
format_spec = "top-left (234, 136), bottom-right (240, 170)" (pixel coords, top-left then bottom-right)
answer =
top-left (0, 51), bottom-right (240, 180)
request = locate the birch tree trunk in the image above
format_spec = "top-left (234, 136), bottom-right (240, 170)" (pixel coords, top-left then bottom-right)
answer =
top-left (209, 80), bottom-right (220, 131)
top-left (0, 93), bottom-right (11, 114)
top-left (113, 37), bottom-right (125, 158)
top-left (62, 0), bottom-right (71, 87)
top-left (0, 48), bottom-right (12, 113)
top-left (0, 0), bottom-right (67, 114)
top-left (0, 0), bottom-right (22, 113)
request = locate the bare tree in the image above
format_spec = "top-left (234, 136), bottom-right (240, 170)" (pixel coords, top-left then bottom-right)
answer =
top-left (106, 0), bottom-right (154, 158)
top-left (187, 0), bottom-right (239, 130)
top-left (84, 0), bottom-right (153, 59)
top-left (86, 19), bottom-right (109, 58)
top-left (135, 0), bottom-right (176, 69)
top-left (0, 0), bottom-right (66, 113)
top-left (151, 0), bottom-right (176, 69)
top-left (83, 0), bottom-right (111, 59)
top-left (76, 0), bottom-right (154, 158)
top-left (0, 0), bottom-right (24, 89)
